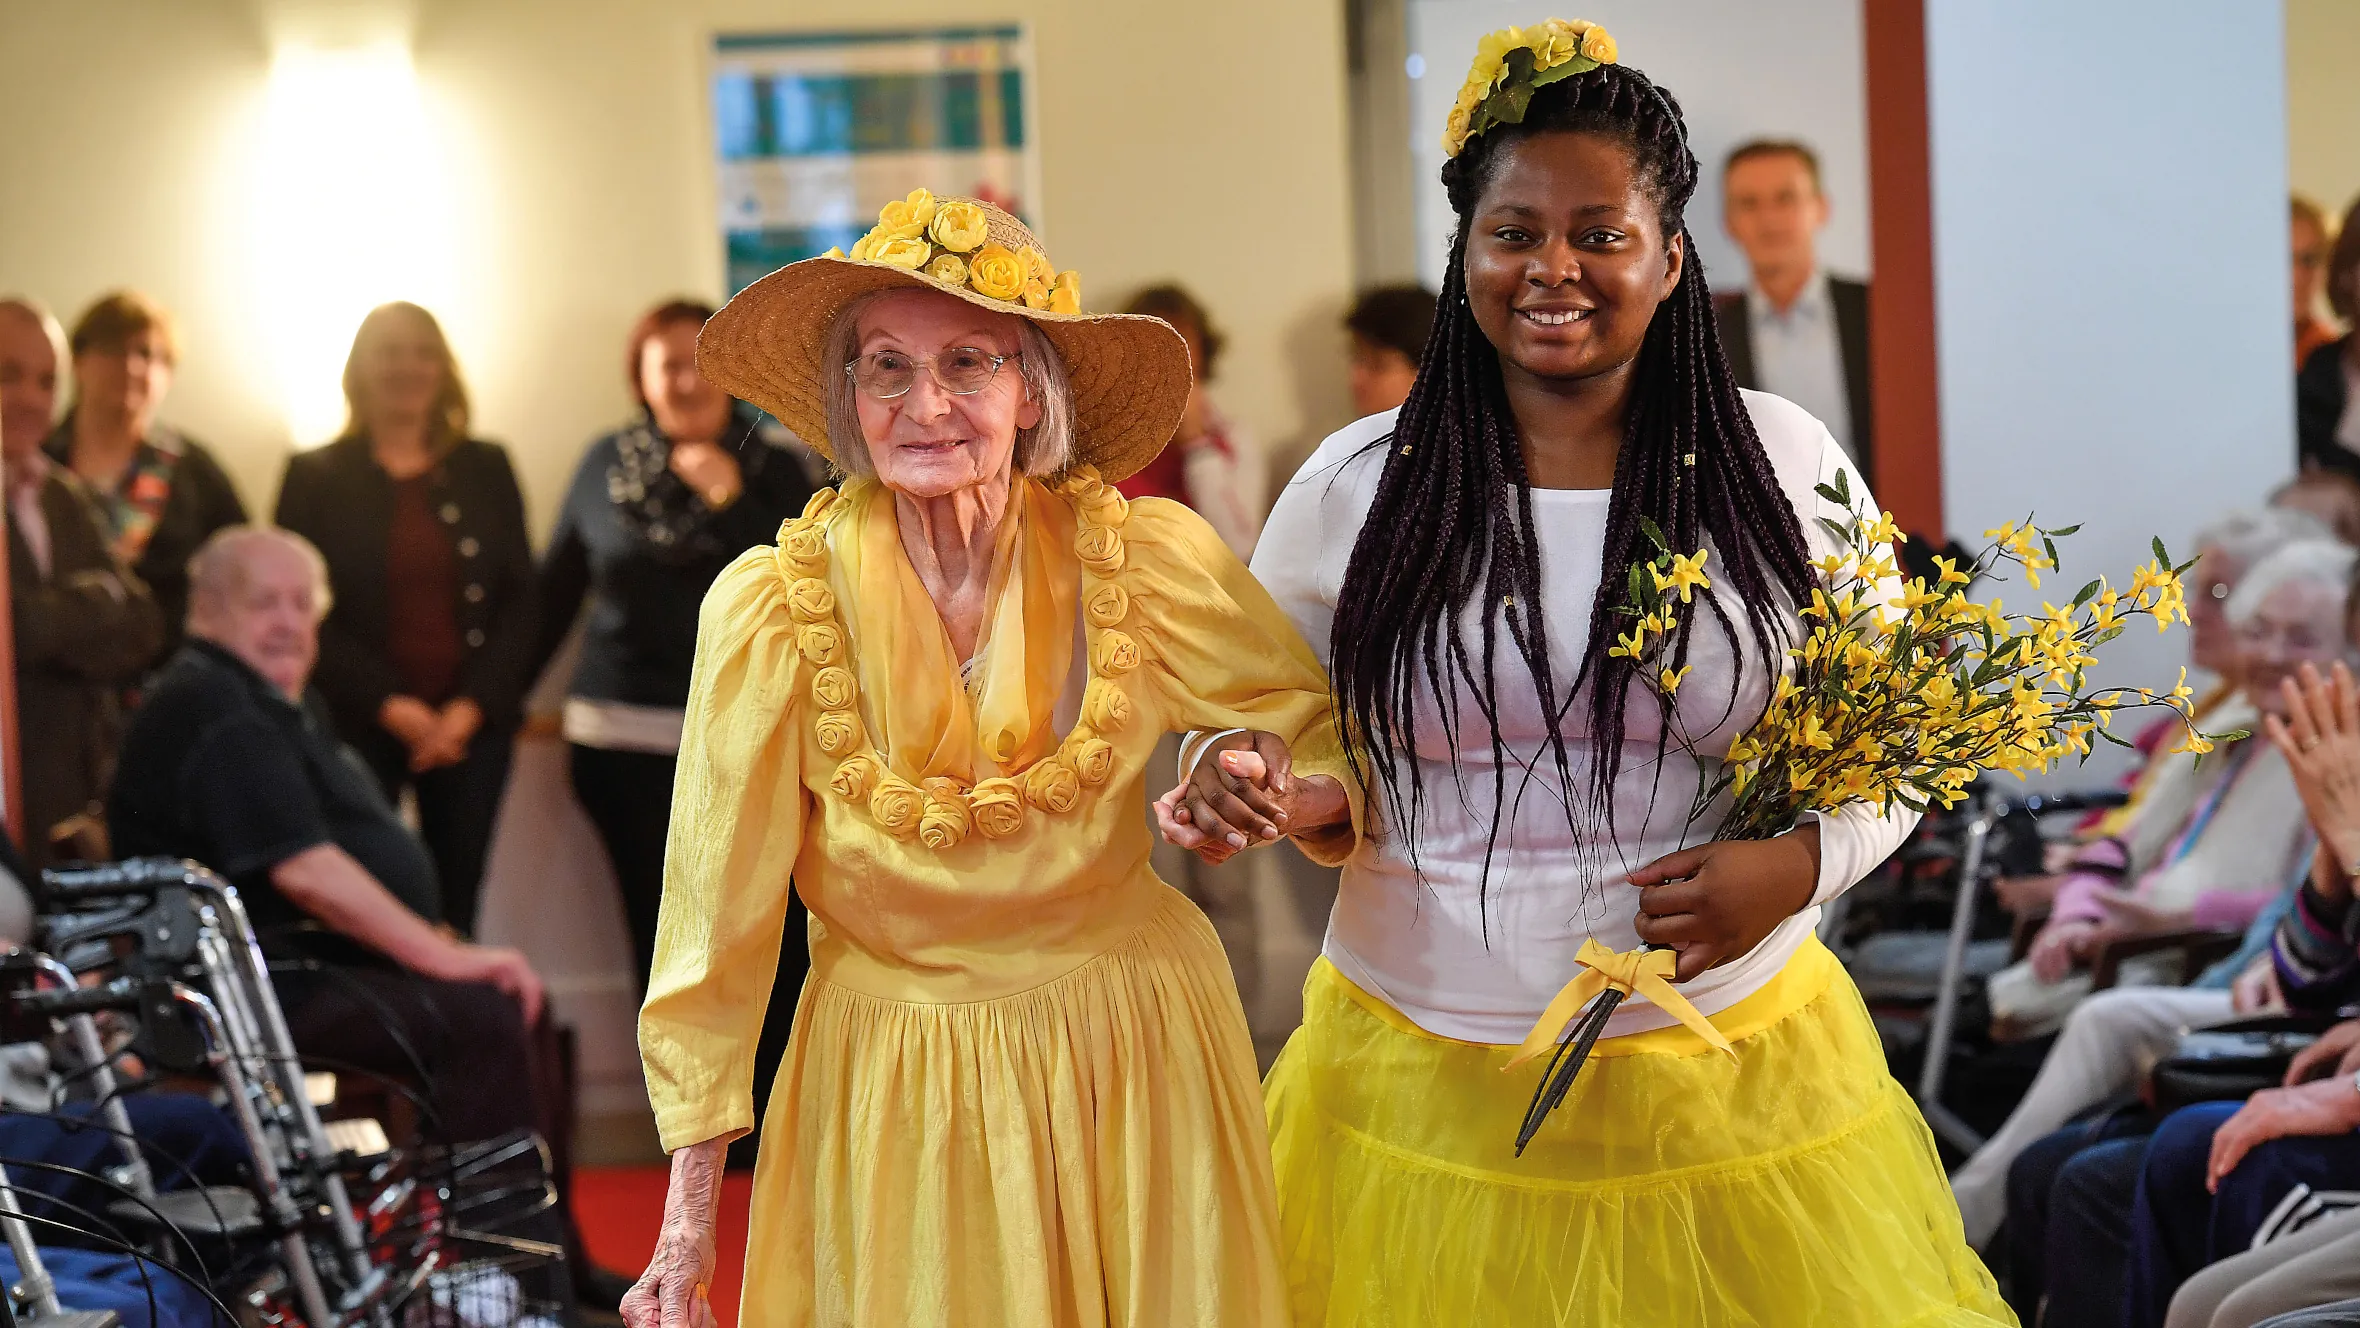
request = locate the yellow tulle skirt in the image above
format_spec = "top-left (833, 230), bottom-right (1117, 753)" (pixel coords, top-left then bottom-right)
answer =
top-left (745, 887), bottom-right (1287, 1327)
top-left (1263, 938), bottom-right (2016, 1328)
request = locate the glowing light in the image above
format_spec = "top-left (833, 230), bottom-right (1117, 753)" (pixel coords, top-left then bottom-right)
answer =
top-left (249, 44), bottom-right (456, 446)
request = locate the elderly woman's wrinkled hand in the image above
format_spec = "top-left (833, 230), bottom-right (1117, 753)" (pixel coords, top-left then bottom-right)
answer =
top-left (2267, 660), bottom-right (2360, 897)
top-left (2207, 1075), bottom-right (2360, 1193)
top-left (621, 1139), bottom-right (725, 1328)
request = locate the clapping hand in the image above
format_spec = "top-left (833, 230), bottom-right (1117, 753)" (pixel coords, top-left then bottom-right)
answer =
top-left (2267, 661), bottom-right (2360, 900)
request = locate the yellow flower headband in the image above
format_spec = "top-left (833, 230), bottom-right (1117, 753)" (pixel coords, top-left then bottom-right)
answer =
top-left (1442, 18), bottom-right (1619, 158)
top-left (825, 189), bottom-right (1082, 315)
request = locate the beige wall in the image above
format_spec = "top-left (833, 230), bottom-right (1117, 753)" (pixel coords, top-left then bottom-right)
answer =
top-left (2290, 0), bottom-right (2360, 226)
top-left (0, 0), bottom-right (1356, 532)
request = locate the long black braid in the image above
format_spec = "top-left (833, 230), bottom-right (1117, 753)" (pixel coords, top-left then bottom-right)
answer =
top-left (1328, 62), bottom-right (1817, 930)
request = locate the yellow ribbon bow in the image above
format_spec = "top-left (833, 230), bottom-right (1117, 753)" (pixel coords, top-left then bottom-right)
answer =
top-left (1504, 939), bottom-right (1735, 1070)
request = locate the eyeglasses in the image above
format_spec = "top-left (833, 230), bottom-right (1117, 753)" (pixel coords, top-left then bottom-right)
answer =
top-left (845, 347), bottom-right (1014, 400)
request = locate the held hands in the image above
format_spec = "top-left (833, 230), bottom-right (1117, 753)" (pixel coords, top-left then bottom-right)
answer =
top-left (380, 696), bottom-right (484, 773)
top-left (1628, 825), bottom-right (1822, 983)
top-left (2267, 661), bottom-right (2360, 899)
top-left (1152, 731), bottom-right (1348, 867)
top-left (622, 1138), bottom-right (725, 1328)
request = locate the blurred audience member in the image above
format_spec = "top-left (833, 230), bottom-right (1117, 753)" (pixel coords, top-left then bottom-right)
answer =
top-left (2298, 197), bottom-right (2360, 479)
top-left (0, 297), bottom-right (161, 867)
top-left (1118, 284), bottom-right (1262, 555)
top-left (109, 526), bottom-right (548, 1130)
top-left (106, 525), bottom-right (628, 1307)
top-left (2295, 195), bottom-right (2340, 368)
top-left (45, 290), bottom-right (246, 666)
top-left (273, 303), bottom-right (534, 936)
top-left (1344, 284), bottom-right (1437, 419)
top-left (1957, 514), bottom-right (2330, 1241)
top-left (531, 298), bottom-right (817, 991)
top-left (1715, 139), bottom-right (1874, 485)
top-left (1992, 539), bottom-right (2347, 1038)
top-left (2276, 470), bottom-right (2360, 548)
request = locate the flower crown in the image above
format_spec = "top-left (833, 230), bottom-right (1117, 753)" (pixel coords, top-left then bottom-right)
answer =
top-left (825, 190), bottom-right (1082, 315)
top-left (1442, 18), bottom-right (1619, 158)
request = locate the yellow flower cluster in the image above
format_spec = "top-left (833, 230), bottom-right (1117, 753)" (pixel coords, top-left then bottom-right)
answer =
top-left (824, 189), bottom-right (1081, 314)
top-left (1610, 479), bottom-right (2231, 841)
top-left (1444, 18), bottom-right (1618, 158)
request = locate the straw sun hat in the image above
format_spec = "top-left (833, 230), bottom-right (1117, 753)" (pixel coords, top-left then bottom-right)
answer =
top-left (697, 192), bottom-right (1193, 485)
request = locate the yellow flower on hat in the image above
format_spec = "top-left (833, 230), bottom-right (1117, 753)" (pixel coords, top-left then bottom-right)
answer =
top-left (876, 188), bottom-right (938, 240)
top-left (1022, 278), bottom-right (1051, 311)
top-left (822, 245), bottom-right (846, 260)
top-left (871, 236), bottom-right (932, 270)
top-left (848, 233), bottom-right (875, 262)
top-left (929, 200), bottom-right (989, 253)
top-left (1049, 271), bottom-right (1083, 315)
top-left (925, 253), bottom-right (969, 286)
top-left (1580, 25), bottom-right (1616, 62)
top-left (1020, 246), bottom-right (1053, 285)
top-left (968, 244), bottom-right (1027, 302)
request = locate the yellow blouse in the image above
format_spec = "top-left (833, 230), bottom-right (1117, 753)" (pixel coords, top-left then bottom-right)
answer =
top-left (640, 466), bottom-right (1356, 1151)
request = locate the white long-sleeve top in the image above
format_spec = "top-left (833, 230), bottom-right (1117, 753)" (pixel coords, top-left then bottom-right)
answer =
top-left (1254, 391), bottom-right (1916, 1043)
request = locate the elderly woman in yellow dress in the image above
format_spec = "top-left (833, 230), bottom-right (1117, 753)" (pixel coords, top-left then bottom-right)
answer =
top-left (619, 194), bottom-right (1355, 1328)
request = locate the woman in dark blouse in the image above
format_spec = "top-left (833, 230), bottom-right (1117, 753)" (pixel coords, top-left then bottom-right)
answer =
top-left (44, 290), bottom-right (248, 667)
top-left (275, 302), bottom-right (535, 936)
top-left (531, 298), bottom-right (818, 990)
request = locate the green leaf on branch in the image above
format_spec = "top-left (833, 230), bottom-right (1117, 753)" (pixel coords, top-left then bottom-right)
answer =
top-left (2073, 579), bottom-right (2101, 608)
top-left (1528, 55), bottom-right (1598, 89)
top-left (2048, 524), bottom-right (2082, 537)
top-left (1637, 514), bottom-right (1669, 554)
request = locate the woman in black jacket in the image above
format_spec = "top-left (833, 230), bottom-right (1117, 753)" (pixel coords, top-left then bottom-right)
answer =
top-left (275, 302), bottom-right (535, 936)
top-left (531, 298), bottom-right (817, 990)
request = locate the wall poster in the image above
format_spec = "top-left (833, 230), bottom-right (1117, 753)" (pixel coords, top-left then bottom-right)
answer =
top-left (712, 26), bottom-right (1041, 294)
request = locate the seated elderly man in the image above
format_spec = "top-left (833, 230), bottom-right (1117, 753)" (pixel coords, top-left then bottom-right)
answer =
top-left (106, 525), bottom-right (553, 1149)
top-left (108, 525), bottom-right (632, 1309)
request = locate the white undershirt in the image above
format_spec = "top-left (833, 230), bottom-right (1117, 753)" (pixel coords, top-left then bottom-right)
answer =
top-left (1252, 391), bottom-right (1914, 1043)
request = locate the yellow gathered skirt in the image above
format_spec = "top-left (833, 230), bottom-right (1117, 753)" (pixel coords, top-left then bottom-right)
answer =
top-left (744, 886), bottom-right (1288, 1327)
top-left (1263, 938), bottom-right (2017, 1328)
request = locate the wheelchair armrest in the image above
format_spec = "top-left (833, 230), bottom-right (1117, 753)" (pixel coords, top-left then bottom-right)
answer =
top-left (2090, 928), bottom-right (2243, 991)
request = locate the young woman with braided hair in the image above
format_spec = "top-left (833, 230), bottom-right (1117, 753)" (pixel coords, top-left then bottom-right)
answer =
top-left (1156, 20), bottom-right (2011, 1326)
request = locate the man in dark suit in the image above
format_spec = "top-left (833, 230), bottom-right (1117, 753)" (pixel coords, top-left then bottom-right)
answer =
top-left (1713, 140), bottom-right (1875, 487)
top-left (0, 298), bottom-right (162, 867)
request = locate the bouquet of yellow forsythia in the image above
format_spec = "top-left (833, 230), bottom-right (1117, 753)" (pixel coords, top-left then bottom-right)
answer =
top-left (1513, 472), bottom-right (2234, 1152)
top-left (1620, 470), bottom-right (2233, 837)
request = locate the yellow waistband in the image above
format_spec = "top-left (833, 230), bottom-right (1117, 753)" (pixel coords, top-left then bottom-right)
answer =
top-left (1317, 936), bottom-right (1839, 1059)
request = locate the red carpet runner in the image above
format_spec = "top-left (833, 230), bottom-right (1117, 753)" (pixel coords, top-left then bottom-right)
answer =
top-left (574, 1167), bottom-right (756, 1325)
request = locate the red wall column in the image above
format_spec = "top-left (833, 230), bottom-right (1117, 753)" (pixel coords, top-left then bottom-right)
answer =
top-left (1863, 0), bottom-right (1944, 539)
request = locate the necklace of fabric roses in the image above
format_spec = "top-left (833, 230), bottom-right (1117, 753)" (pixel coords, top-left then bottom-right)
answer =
top-left (776, 467), bottom-right (1143, 850)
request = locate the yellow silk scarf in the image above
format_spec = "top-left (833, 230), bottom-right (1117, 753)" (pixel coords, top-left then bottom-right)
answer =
top-left (834, 477), bottom-right (1080, 784)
